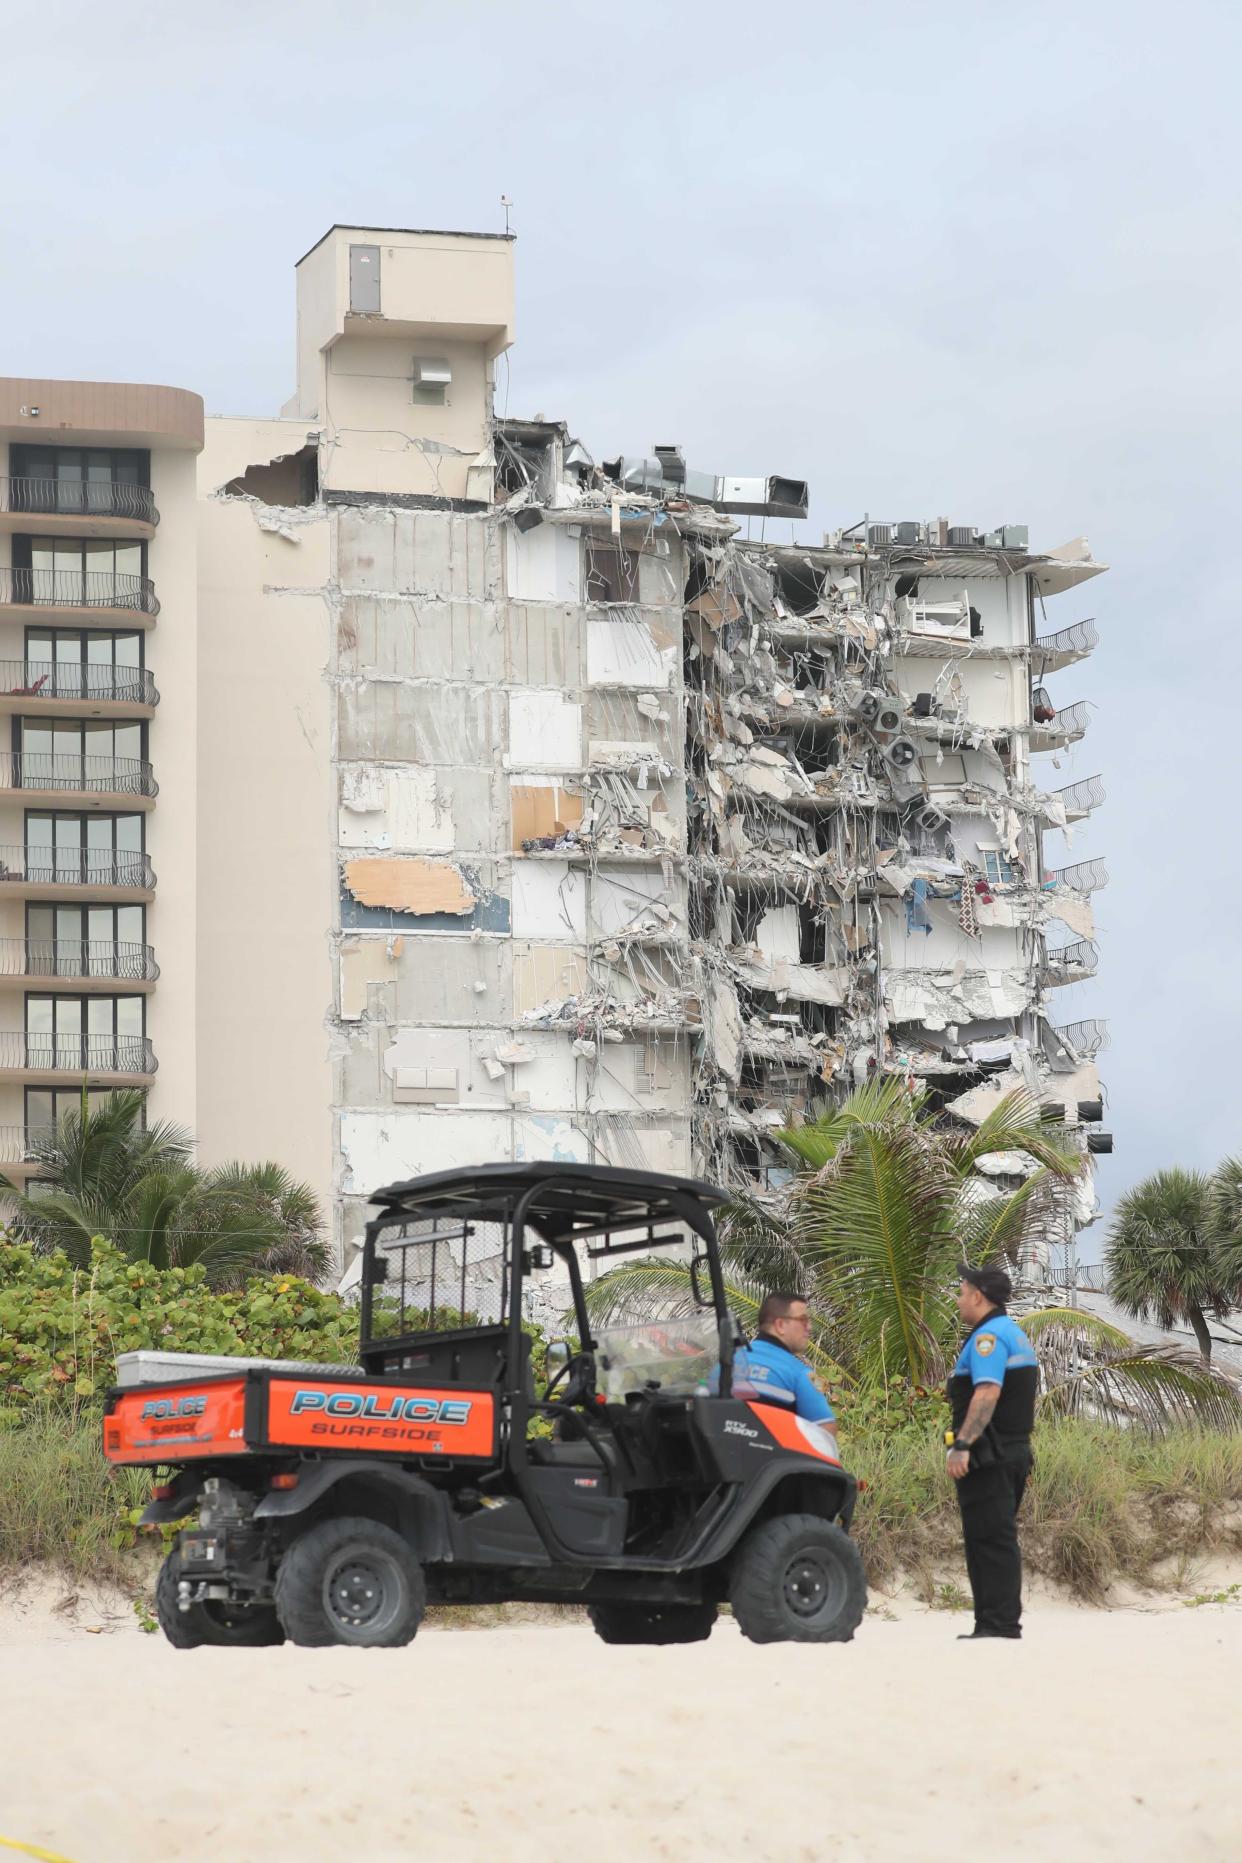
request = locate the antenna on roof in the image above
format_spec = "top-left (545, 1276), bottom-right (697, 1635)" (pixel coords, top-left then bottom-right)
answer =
top-left (500, 194), bottom-right (513, 236)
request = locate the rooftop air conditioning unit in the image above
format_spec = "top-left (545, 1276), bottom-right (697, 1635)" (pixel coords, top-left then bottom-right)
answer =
top-left (867, 523), bottom-right (892, 547)
top-left (1086, 1131), bottom-right (1114, 1155)
top-left (947, 526), bottom-right (975, 548)
top-left (1077, 1099), bottom-right (1104, 1123)
top-left (883, 736), bottom-right (919, 771)
top-left (1001, 525), bottom-right (1029, 550)
top-left (895, 521), bottom-right (921, 546)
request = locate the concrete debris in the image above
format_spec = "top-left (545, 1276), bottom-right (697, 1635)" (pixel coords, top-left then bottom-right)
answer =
top-left (326, 377), bottom-right (1104, 1287)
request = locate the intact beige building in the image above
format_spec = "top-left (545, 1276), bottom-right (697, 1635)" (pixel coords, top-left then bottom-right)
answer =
top-left (2, 223), bottom-right (1109, 1281)
top-left (0, 378), bottom-right (202, 1175)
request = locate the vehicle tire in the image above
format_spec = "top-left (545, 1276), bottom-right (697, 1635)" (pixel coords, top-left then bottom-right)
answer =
top-left (274, 1516), bottom-right (426, 1648)
top-left (729, 1514), bottom-right (867, 1644)
top-left (155, 1548), bottom-right (286, 1650)
top-left (588, 1602), bottom-right (717, 1645)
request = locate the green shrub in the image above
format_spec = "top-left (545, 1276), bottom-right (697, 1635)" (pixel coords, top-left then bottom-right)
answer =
top-left (0, 1236), bottom-right (358, 1425)
top-left (846, 1412), bottom-right (1242, 1600)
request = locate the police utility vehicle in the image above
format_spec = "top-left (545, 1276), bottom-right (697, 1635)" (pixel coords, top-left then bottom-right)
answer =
top-left (104, 1165), bottom-right (867, 1648)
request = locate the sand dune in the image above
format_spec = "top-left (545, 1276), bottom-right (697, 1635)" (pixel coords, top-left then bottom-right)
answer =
top-left (0, 1584), bottom-right (1238, 1862)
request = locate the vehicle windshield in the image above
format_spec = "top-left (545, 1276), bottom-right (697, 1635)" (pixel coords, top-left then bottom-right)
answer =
top-left (594, 1314), bottom-right (720, 1400)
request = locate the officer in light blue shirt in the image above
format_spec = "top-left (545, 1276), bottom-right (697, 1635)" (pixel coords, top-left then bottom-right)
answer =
top-left (731, 1292), bottom-right (837, 1444)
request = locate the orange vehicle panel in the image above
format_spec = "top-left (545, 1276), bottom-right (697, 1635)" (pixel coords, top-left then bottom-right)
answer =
top-left (104, 1377), bottom-right (249, 1464)
top-left (747, 1401), bottom-right (842, 1466)
top-left (265, 1378), bottom-right (496, 1459)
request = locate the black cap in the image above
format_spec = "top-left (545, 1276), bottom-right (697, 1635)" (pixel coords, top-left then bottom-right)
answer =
top-left (958, 1262), bottom-right (1012, 1308)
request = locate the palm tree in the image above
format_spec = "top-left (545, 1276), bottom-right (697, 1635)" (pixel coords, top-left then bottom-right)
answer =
top-left (0, 1090), bottom-right (328, 1289)
top-left (586, 1079), bottom-right (1084, 1389)
top-left (1106, 1167), bottom-right (1242, 1364)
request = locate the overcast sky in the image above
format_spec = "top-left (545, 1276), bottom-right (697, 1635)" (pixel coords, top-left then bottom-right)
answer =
top-left (4, 0), bottom-right (1239, 1250)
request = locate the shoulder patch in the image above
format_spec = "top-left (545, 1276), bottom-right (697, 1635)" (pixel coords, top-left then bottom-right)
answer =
top-left (975, 1333), bottom-right (996, 1356)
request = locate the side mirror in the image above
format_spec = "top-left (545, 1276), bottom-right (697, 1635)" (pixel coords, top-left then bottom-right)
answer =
top-left (544, 1340), bottom-right (572, 1383)
top-left (689, 1250), bottom-right (715, 1311)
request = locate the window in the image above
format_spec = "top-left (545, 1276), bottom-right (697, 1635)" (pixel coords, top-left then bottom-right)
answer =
top-left (26, 902), bottom-right (146, 978)
top-left (24, 811), bottom-right (145, 886)
top-left (25, 992), bottom-right (145, 1071)
top-left (17, 536), bottom-right (146, 606)
top-left (9, 445), bottom-right (148, 515)
top-left (19, 718), bottom-right (145, 792)
top-left (25, 1085), bottom-right (122, 1145)
top-left (981, 850), bottom-right (1015, 885)
top-left (23, 630), bottom-right (143, 703)
top-left (584, 541), bottom-right (640, 605)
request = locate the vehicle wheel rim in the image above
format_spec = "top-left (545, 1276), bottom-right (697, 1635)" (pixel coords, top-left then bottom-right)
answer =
top-left (324, 1551), bottom-right (403, 1637)
top-left (783, 1550), bottom-right (843, 1621)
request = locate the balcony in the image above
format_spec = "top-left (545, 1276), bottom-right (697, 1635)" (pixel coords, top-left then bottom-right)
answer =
top-left (0, 661), bottom-right (158, 719)
top-left (1044, 857), bottom-right (1108, 895)
top-left (1050, 1018), bottom-right (1110, 1064)
top-left (0, 567), bottom-right (159, 625)
top-left (1033, 617), bottom-right (1098, 673)
top-left (1044, 938), bottom-right (1099, 985)
top-left (0, 753), bottom-right (156, 808)
top-left (1048, 773), bottom-right (1105, 824)
top-left (0, 845), bottom-right (155, 900)
top-left (0, 938), bottom-right (158, 990)
top-left (1029, 698), bottom-right (1090, 751)
top-left (0, 1124), bottom-right (41, 1182)
top-left (0, 1030), bottom-right (156, 1084)
top-left (0, 477), bottom-right (157, 539)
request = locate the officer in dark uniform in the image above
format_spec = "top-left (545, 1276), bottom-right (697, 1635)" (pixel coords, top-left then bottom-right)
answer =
top-left (946, 1264), bottom-right (1038, 1640)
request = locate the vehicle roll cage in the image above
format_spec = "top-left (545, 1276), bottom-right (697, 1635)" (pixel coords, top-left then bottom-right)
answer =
top-left (359, 1162), bottom-right (735, 1398)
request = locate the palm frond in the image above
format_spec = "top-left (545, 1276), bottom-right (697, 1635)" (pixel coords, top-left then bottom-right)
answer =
top-left (955, 1172), bottom-right (1066, 1268)
top-left (798, 1120), bottom-right (957, 1385)
top-left (945, 1089), bottom-right (1084, 1180)
top-left (1022, 1308), bottom-right (1242, 1432)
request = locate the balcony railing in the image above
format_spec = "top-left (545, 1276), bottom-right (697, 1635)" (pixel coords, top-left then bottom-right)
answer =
top-left (1053, 1018), bottom-right (1110, 1059)
top-left (0, 567), bottom-right (160, 617)
top-left (1044, 857), bottom-right (1108, 894)
top-left (1053, 773), bottom-right (1106, 816)
top-left (0, 661), bottom-right (158, 707)
top-left (1034, 617), bottom-right (1098, 660)
top-left (0, 846), bottom-right (155, 890)
top-left (1032, 698), bottom-right (1090, 741)
top-left (0, 938), bottom-right (159, 982)
top-left (1045, 938), bottom-right (1099, 977)
top-left (0, 477), bottom-right (158, 527)
top-left (0, 1031), bottom-right (156, 1074)
top-left (0, 754), bottom-right (156, 798)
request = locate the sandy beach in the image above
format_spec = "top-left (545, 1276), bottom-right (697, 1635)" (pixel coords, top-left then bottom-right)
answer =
top-left (0, 1583), bottom-right (1238, 1863)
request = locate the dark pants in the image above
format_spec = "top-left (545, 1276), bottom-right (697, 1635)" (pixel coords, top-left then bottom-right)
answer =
top-left (955, 1444), bottom-right (1032, 1637)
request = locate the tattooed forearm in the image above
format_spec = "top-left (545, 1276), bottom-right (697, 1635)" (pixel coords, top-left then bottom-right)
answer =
top-left (957, 1385), bottom-right (1000, 1445)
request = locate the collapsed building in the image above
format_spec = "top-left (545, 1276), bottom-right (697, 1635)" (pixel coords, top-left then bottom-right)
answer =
top-left (490, 437), bottom-right (1109, 1279)
top-left (0, 223), bottom-right (1107, 1281)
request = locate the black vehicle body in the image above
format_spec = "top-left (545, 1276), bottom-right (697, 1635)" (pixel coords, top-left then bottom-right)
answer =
top-left (104, 1164), bottom-right (864, 1645)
